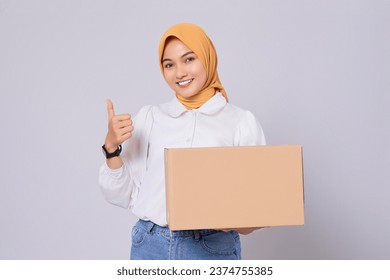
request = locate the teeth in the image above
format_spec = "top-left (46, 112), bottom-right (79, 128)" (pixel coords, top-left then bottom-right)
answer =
top-left (178, 79), bottom-right (193, 86)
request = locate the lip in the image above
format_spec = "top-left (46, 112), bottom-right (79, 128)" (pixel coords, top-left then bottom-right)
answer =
top-left (176, 78), bottom-right (194, 88)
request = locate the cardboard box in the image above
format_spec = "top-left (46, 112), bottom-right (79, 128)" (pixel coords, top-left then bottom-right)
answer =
top-left (164, 145), bottom-right (304, 230)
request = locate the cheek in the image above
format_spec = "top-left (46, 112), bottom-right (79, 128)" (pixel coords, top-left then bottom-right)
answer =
top-left (197, 70), bottom-right (207, 86)
top-left (194, 63), bottom-right (207, 84)
top-left (163, 71), bottom-right (173, 83)
top-left (163, 72), bottom-right (177, 89)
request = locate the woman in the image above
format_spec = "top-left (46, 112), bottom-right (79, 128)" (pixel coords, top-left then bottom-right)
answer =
top-left (99, 23), bottom-right (266, 260)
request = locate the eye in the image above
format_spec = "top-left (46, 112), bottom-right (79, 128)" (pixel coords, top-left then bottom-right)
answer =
top-left (185, 57), bottom-right (195, 63)
top-left (164, 63), bottom-right (173, 69)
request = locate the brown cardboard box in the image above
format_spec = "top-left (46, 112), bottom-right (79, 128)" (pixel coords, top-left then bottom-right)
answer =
top-left (164, 145), bottom-right (304, 230)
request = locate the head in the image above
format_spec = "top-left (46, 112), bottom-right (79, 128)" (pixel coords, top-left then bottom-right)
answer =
top-left (158, 23), bottom-right (227, 109)
top-left (161, 37), bottom-right (207, 99)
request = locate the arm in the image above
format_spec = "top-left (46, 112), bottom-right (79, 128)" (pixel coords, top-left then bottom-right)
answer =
top-left (226, 110), bottom-right (267, 234)
top-left (99, 99), bottom-right (135, 208)
top-left (99, 102), bottom-right (152, 209)
top-left (236, 110), bottom-right (266, 146)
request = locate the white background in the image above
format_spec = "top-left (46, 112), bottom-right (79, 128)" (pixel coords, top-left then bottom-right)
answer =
top-left (0, 0), bottom-right (389, 259)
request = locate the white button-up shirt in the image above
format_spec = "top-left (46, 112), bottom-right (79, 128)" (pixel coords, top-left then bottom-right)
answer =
top-left (99, 93), bottom-right (266, 226)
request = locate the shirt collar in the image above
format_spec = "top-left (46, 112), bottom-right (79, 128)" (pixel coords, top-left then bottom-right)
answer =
top-left (162, 92), bottom-right (227, 118)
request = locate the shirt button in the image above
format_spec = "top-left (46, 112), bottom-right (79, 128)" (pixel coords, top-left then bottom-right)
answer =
top-left (186, 138), bottom-right (191, 142)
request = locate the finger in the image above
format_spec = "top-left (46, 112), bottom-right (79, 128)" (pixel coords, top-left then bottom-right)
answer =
top-left (118, 132), bottom-right (132, 143)
top-left (106, 99), bottom-right (115, 119)
top-left (116, 120), bottom-right (133, 129)
top-left (118, 125), bottom-right (134, 135)
top-left (112, 113), bottom-right (131, 121)
top-left (118, 113), bottom-right (131, 120)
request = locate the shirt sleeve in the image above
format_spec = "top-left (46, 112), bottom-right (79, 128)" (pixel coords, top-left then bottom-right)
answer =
top-left (235, 110), bottom-right (266, 146)
top-left (98, 105), bottom-right (153, 209)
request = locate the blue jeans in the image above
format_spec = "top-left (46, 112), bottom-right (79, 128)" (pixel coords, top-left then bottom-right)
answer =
top-left (130, 219), bottom-right (241, 260)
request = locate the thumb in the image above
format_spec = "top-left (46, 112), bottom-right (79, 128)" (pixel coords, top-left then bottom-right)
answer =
top-left (106, 98), bottom-right (115, 119)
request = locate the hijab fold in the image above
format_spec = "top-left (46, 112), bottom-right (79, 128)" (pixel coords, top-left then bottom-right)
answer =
top-left (158, 23), bottom-right (228, 109)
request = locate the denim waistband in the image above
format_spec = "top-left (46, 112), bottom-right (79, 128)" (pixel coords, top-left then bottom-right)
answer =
top-left (136, 219), bottom-right (222, 238)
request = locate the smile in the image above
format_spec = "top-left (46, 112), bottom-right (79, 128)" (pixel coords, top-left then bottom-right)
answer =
top-left (177, 79), bottom-right (193, 86)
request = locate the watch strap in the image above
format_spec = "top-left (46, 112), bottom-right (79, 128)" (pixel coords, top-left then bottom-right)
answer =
top-left (102, 144), bottom-right (122, 159)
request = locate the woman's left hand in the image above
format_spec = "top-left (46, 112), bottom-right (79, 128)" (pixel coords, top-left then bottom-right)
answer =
top-left (219, 227), bottom-right (267, 235)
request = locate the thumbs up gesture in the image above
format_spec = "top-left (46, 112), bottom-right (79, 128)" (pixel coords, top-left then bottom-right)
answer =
top-left (104, 99), bottom-right (133, 153)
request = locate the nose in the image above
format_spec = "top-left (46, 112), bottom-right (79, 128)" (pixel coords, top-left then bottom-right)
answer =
top-left (175, 64), bottom-right (188, 80)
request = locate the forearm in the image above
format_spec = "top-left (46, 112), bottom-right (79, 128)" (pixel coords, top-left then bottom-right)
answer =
top-left (106, 155), bottom-right (123, 169)
top-left (99, 162), bottom-right (133, 208)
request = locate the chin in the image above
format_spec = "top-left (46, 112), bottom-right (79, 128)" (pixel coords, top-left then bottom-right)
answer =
top-left (176, 90), bottom-right (199, 99)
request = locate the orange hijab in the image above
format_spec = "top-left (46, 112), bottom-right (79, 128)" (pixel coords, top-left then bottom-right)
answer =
top-left (158, 23), bottom-right (228, 109)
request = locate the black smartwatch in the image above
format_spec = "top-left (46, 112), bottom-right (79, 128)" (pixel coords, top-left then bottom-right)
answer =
top-left (102, 144), bottom-right (122, 159)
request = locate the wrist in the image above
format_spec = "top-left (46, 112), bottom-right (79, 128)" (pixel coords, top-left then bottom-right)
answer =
top-left (104, 140), bottom-right (119, 153)
top-left (104, 145), bottom-right (118, 153)
top-left (102, 144), bottom-right (122, 159)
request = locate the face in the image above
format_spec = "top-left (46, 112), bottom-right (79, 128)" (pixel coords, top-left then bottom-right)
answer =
top-left (161, 38), bottom-right (207, 99)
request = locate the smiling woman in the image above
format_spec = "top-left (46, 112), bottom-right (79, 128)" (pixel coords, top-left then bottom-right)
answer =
top-left (161, 38), bottom-right (207, 99)
top-left (158, 23), bottom-right (228, 109)
top-left (99, 23), bottom-right (266, 260)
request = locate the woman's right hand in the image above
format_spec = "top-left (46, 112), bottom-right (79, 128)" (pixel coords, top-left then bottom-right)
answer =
top-left (104, 99), bottom-right (134, 152)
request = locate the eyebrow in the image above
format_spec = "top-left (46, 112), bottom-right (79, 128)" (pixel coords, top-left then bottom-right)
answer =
top-left (162, 51), bottom-right (195, 63)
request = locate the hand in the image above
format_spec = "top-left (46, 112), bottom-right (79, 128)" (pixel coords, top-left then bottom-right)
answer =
top-left (220, 227), bottom-right (267, 235)
top-left (104, 99), bottom-right (133, 152)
